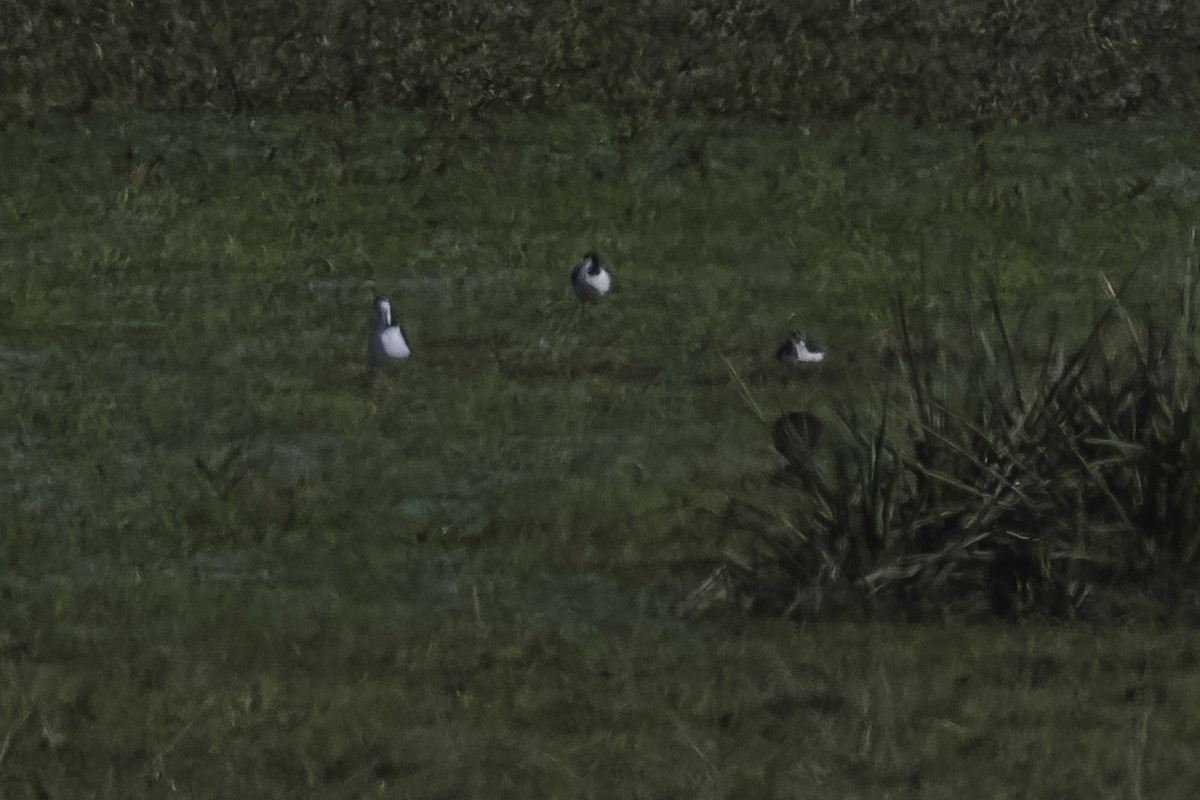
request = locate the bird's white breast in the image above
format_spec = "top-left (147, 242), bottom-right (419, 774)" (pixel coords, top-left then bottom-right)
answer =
top-left (586, 268), bottom-right (612, 295)
top-left (793, 341), bottom-right (825, 363)
top-left (370, 326), bottom-right (410, 366)
top-left (380, 327), bottom-right (410, 359)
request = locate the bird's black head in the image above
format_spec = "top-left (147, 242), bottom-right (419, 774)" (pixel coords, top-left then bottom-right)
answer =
top-left (582, 251), bottom-right (601, 274)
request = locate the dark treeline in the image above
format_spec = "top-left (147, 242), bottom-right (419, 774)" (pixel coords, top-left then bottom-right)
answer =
top-left (2, 0), bottom-right (1197, 124)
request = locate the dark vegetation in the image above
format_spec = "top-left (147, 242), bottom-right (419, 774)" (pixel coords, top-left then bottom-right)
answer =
top-left (2, 0), bottom-right (1198, 125)
top-left (725, 268), bottom-right (1200, 621)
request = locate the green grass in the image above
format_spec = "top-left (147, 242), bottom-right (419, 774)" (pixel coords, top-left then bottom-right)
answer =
top-left (3, 109), bottom-right (1200, 796)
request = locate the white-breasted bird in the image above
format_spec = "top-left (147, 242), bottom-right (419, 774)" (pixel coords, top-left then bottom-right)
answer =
top-left (368, 295), bottom-right (411, 368)
top-left (570, 251), bottom-right (612, 303)
top-left (775, 331), bottom-right (826, 364)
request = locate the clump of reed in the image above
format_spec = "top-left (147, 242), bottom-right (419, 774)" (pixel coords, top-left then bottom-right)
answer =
top-left (717, 250), bottom-right (1200, 621)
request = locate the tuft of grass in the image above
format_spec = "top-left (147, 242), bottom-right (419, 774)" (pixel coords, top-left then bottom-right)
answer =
top-left (730, 248), bottom-right (1200, 620)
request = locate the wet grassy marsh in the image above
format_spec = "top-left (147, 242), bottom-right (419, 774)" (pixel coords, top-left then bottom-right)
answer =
top-left (3, 109), bottom-right (1200, 796)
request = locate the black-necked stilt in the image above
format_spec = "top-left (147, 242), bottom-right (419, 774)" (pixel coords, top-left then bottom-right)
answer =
top-left (570, 251), bottom-right (612, 303)
top-left (775, 331), bottom-right (826, 365)
top-left (368, 295), bottom-right (411, 368)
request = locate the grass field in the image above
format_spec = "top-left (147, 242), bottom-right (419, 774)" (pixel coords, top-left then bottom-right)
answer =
top-left (3, 108), bottom-right (1200, 796)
